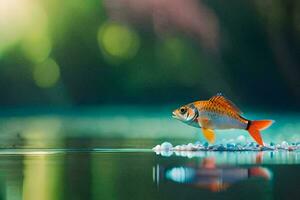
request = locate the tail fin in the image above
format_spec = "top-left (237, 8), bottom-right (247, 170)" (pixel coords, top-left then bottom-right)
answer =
top-left (247, 120), bottom-right (274, 146)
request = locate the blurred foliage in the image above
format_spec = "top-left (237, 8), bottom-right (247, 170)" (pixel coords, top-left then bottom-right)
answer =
top-left (0, 0), bottom-right (299, 109)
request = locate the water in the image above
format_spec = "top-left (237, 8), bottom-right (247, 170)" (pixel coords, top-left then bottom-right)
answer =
top-left (0, 148), bottom-right (299, 200)
top-left (0, 108), bottom-right (299, 200)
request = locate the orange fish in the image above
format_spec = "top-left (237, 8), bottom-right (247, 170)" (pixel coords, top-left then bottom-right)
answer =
top-left (172, 94), bottom-right (274, 145)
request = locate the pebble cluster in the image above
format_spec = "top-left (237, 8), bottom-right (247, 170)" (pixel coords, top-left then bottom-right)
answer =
top-left (152, 141), bottom-right (300, 152)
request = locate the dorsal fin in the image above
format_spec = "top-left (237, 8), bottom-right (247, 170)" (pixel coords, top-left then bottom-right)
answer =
top-left (208, 93), bottom-right (242, 114)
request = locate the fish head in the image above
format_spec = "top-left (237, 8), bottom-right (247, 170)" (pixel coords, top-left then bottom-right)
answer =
top-left (172, 104), bottom-right (198, 123)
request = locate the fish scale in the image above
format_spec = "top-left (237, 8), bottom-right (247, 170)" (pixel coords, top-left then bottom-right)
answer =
top-left (197, 101), bottom-right (246, 125)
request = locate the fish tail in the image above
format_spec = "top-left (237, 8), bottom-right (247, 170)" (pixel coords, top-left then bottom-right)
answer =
top-left (247, 120), bottom-right (274, 146)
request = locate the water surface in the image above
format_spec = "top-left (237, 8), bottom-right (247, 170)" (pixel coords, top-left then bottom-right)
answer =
top-left (0, 148), bottom-right (299, 200)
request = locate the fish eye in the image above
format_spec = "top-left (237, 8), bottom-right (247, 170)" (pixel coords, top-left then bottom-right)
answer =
top-left (180, 107), bottom-right (187, 114)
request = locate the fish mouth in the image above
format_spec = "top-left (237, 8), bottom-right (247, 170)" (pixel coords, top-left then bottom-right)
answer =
top-left (172, 111), bottom-right (179, 119)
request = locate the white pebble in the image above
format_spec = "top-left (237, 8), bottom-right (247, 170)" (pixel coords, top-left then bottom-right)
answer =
top-left (152, 145), bottom-right (161, 151)
top-left (181, 145), bottom-right (187, 150)
top-left (174, 145), bottom-right (181, 151)
top-left (187, 143), bottom-right (194, 151)
top-left (281, 141), bottom-right (289, 149)
top-left (161, 142), bottom-right (173, 151)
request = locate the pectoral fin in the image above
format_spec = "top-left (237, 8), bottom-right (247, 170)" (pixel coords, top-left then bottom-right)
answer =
top-left (201, 128), bottom-right (215, 144)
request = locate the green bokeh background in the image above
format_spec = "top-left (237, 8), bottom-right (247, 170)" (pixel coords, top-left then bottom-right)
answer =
top-left (0, 0), bottom-right (299, 109)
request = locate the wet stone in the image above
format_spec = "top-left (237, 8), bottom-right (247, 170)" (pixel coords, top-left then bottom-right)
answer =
top-left (281, 141), bottom-right (289, 149)
top-left (152, 140), bottom-right (300, 155)
top-left (160, 142), bottom-right (173, 151)
top-left (215, 144), bottom-right (226, 151)
top-left (260, 146), bottom-right (273, 151)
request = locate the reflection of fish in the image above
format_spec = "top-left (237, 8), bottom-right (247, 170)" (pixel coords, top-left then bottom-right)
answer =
top-left (172, 93), bottom-right (274, 145)
top-left (158, 158), bottom-right (272, 192)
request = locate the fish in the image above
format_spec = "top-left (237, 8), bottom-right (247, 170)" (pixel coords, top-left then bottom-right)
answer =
top-left (172, 93), bottom-right (274, 145)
